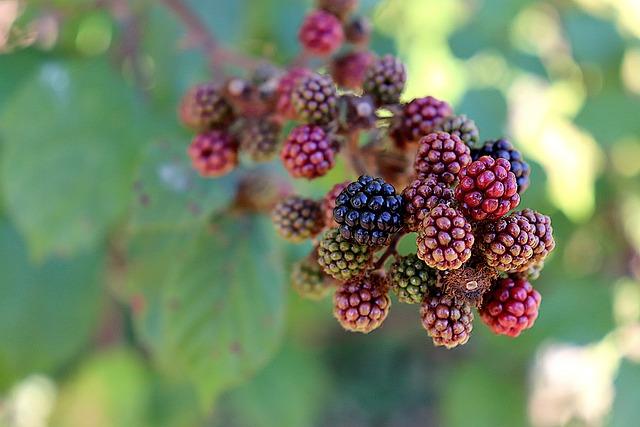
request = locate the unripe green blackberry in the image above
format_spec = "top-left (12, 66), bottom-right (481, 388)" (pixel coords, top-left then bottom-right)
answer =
top-left (333, 273), bottom-right (391, 333)
top-left (421, 293), bottom-right (473, 349)
top-left (271, 196), bottom-right (324, 242)
top-left (179, 82), bottom-right (234, 131)
top-left (292, 73), bottom-right (339, 125)
top-left (389, 254), bottom-right (436, 304)
top-left (291, 257), bottom-right (335, 300)
top-left (363, 54), bottom-right (407, 106)
top-left (434, 114), bottom-right (480, 149)
top-left (239, 119), bottom-right (282, 162)
top-left (318, 228), bottom-right (373, 281)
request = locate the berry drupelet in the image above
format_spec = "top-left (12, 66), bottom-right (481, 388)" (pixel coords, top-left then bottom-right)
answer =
top-left (479, 276), bottom-right (541, 337)
top-left (334, 273), bottom-right (391, 333)
top-left (291, 256), bottom-right (335, 300)
top-left (434, 114), bottom-right (480, 150)
top-left (179, 82), bottom-right (234, 131)
top-left (276, 67), bottom-right (313, 120)
top-left (271, 196), bottom-right (325, 242)
top-left (330, 50), bottom-right (375, 90)
top-left (298, 10), bottom-right (344, 56)
top-left (321, 181), bottom-right (351, 228)
top-left (239, 119), bottom-right (282, 162)
top-left (188, 130), bottom-right (238, 178)
top-left (413, 132), bottom-right (471, 185)
top-left (472, 138), bottom-right (530, 193)
top-left (455, 155), bottom-right (520, 222)
top-left (292, 73), bottom-right (339, 125)
top-left (401, 175), bottom-right (454, 232)
top-left (421, 293), bottom-right (473, 349)
top-left (393, 96), bottom-right (453, 145)
top-left (333, 175), bottom-right (404, 246)
top-left (389, 254), bottom-right (436, 304)
top-left (362, 54), bottom-right (407, 106)
top-left (281, 125), bottom-right (337, 179)
top-left (317, 228), bottom-right (373, 281)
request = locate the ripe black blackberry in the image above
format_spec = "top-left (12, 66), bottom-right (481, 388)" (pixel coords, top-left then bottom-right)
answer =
top-left (271, 196), bottom-right (325, 242)
top-left (363, 54), bottom-right (406, 106)
top-left (389, 254), bottom-right (436, 304)
top-left (417, 204), bottom-right (474, 270)
top-left (292, 73), bottom-right (339, 125)
top-left (472, 139), bottom-right (530, 193)
top-left (434, 114), bottom-right (480, 149)
top-left (333, 175), bottom-right (404, 246)
top-left (420, 293), bottom-right (473, 349)
top-left (239, 119), bottom-right (282, 162)
top-left (317, 228), bottom-right (373, 281)
top-left (413, 132), bottom-right (471, 185)
top-left (401, 175), bottom-right (454, 232)
top-left (291, 256), bottom-right (335, 300)
top-left (334, 273), bottom-right (391, 333)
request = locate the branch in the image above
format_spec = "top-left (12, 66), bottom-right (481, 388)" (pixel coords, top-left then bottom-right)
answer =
top-left (345, 131), bottom-right (369, 177)
top-left (374, 232), bottom-right (404, 269)
top-left (162, 0), bottom-right (264, 74)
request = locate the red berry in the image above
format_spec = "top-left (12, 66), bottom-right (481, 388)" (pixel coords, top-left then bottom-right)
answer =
top-left (292, 73), bottom-right (339, 125)
top-left (421, 293), bottom-right (473, 348)
top-left (518, 209), bottom-right (555, 267)
top-left (392, 96), bottom-right (452, 145)
top-left (413, 132), bottom-right (471, 185)
top-left (281, 125), bottom-right (337, 179)
top-left (480, 277), bottom-right (541, 337)
top-left (179, 83), bottom-right (234, 131)
top-left (363, 54), bottom-right (407, 106)
top-left (417, 204), bottom-right (475, 270)
top-left (330, 50), bottom-right (375, 90)
top-left (455, 155), bottom-right (520, 222)
top-left (333, 273), bottom-right (391, 333)
top-left (402, 175), bottom-right (454, 232)
top-left (298, 10), bottom-right (344, 56)
top-left (276, 67), bottom-right (313, 120)
top-left (188, 130), bottom-right (237, 177)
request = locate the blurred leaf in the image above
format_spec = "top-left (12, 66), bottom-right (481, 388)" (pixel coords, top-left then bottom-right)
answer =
top-left (0, 218), bottom-right (103, 388)
top-left (575, 88), bottom-right (640, 145)
top-left (129, 140), bottom-right (237, 232)
top-left (0, 59), bottom-right (148, 259)
top-left (562, 11), bottom-right (624, 65)
top-left (126, 214), bottom-right (286, 406)
top-left (50, 349), bottom-right (151, 427)
top-left (457, 88), bottom-right (508, 139)
top-left (222, 345), bottom-right (331, 427)
top-left (610, 361), bottom-right (640, 427)
top-left (0, 50), bottom-right (43, 112)
top-left (441, 362), bottom-right (526, 427)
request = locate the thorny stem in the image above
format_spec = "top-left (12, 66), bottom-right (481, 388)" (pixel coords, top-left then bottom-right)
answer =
top-left (162, 0), bottom-right (264, 75)
top-left (374, 232), bottom-right (404, 269)
top-left (345, 131), bottom-right (369, 177)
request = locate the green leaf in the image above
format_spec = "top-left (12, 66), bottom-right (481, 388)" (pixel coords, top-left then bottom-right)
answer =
top-left (126, 215), bottom-right (286, 406)
top-left (0, 217), bottom-right (103, 388)
top-left (0, 59), bottom-right (148, 259)
top-left (0, 50), bottom-right (43, 112)
top-left (610, 361), bottom-right (640, 427)
top-left (129, 139), bottom-right (237, 232)
top-left (457, 88), bottom-right (508, 140)
top-left (223, 345), bottom-right (331, 427)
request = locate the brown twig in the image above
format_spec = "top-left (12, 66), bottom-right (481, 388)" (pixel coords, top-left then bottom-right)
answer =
top-left (162, 0), bottom-right (264, 75)
top-left (345, 131), bottom-right (369, 177)
top-left (374, 232), bottom-right (404, 269)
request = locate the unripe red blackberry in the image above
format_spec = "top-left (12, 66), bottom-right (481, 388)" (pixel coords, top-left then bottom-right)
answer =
top-left (417, 204), bottom-right (474, 270)
top-left (291, 256), bottom-right (335, 300)
top-left (363, 54), bottom-right (407, 106)
top-left (316, 0), bottom-right (358, 20)
top-left (271, 196), bottom-right (324, 242)
top-left (321, 181), bottom-right (350, 227)
top-left (413, 132), bottom-right (472, 185)
top-left (292, 73), bottom-right (339, 125)
top-left (436, 260), bottom-right (497, 306)
top-left (420, 293), bottom-right (473, 349)
top-left (318, 228), bottom-right (373, 281)
top-left (434, 114), bottom-right (480, 150)
top-left (298, 10), bottom-right (344, 56)
top-left (393, 96), bottom-right (453, 145)
top-left (239, 119), bottom-right (282, 162)
top-left (389, 254), bottom-right (436, 304)
top-left (281, 125), bottom-right (337, 179)
top-left (223, 77), bottom-right (272, 118)
top-left (472, 139), bottom-right (530, 193)
top-left (179, 83), bottom-right (234, 131)
top-left (402, 176), bottom-right (455, 232)
top-left (333, 175), bottom-right (404, 246)
top-left (519, 209), bottom-right (555, 267)
top-left (479, 210), bottom-right (539, 272)
top-left (455, 156), bottom-right (520, 222)
top-left (276, 67), bottom-right (313, 120)
top-left (330, 50), bottom-right (375, 90)
top-left (188, 130), bottom-right (238, 177)
top-left (344, 15), bottom-right (372, 46)
top-left (334, 273), bottom-right (391, 333)
top-left (480, 276), bottom-right (541, 337)
top-left (234, 169), bottom-right (293, 213)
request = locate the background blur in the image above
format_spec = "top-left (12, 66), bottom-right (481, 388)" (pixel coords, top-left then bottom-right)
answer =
top-left (1, 0), bottom-right (640, 426)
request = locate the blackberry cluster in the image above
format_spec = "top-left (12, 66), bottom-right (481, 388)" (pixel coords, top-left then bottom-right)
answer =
top-left (177, 3), bottom-right (556, 349)
top-left (333, 175), bottom-right (404, 246)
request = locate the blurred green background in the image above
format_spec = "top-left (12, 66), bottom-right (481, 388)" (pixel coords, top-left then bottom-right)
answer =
top-left (1, 0), bottom-right (640, 426)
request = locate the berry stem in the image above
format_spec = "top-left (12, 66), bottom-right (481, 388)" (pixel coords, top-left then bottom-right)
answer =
top-left (162, 0), bottom-right (265, 74)
top-left (374, 232), bottom-right (404, 269)
top-left (345, 130), bottom-right (368, 177)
